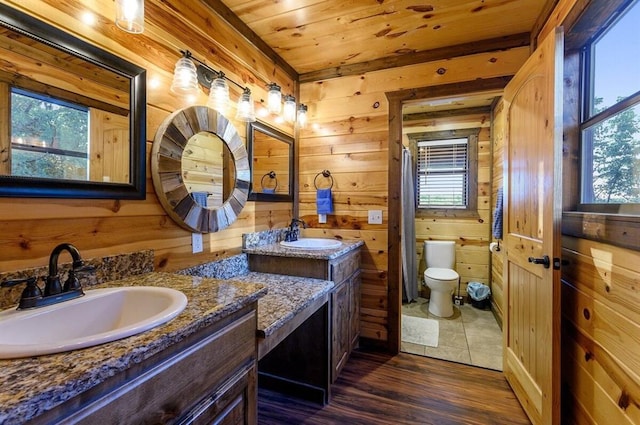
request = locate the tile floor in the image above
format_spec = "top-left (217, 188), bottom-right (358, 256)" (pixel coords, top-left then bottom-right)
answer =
top-left (401, 297), bottom-right (503, 371)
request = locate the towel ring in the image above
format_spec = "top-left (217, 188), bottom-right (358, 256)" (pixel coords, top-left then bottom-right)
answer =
top-left (314, 169), bottom-right (333, 189)
top-left (260, 171), bottom-right (278, 191)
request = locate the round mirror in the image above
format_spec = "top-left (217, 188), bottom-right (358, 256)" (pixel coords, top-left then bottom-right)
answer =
top-left (151, 106), bottom-right (249, 233)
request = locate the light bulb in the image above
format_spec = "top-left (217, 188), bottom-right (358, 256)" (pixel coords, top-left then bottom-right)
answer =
top-left (236, 89), bottom-right (256, 122)
top-left (297, 104), bottom-right (308, 128)
top-left (283, 95), bottom-right (296, 123)
top-left (207, 74), bottom-right (230, 114)
top-left (115, 0), bottom-right (144, 34)
top-left (267, 83), bottom-right (282, 114)
top-left (170, 55), bottom-right (199, 97)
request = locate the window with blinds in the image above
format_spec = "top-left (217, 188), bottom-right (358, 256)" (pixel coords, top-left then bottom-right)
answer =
top-left (417, 138), bottom-right (468, 208)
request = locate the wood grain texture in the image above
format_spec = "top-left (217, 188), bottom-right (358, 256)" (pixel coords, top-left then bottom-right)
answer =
top-left (0, 0), bottom-right (295, 274)
top-left (258, 350), bottom-right (530, 425)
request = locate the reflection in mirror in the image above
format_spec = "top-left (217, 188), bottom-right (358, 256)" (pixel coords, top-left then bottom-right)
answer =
top-left (0, 4), bottom-right (146, 198)
top-left (182, 132), bottom-right (236, 208)
top-left (247, 121), bottom-right (294, 202)
top-left (152, 106), bottom-right (249, 234)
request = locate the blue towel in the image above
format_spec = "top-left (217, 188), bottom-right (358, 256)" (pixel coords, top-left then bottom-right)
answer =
top-left (316, 188), bottom-right (334, 214)
top-left (262, 188), bottom-right (276, 194)
top-left (492, 188), bottom-right (503, 239)
top-left (192, 191), bottom-right (208, 208)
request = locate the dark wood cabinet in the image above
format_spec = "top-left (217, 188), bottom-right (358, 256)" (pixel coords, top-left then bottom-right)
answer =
top-left (248, 247), bottom-right (361, 383)
top-left (32, 305), bottom-right (258, 425)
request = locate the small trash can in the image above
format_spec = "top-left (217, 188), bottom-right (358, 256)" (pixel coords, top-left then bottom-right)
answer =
top-left (467, 282), bottom-right (491, 310)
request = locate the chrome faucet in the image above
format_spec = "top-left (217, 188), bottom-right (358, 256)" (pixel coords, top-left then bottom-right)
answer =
top-left (1, 243), bottom-right (92, 309)
top-left (284, 218), bottom-right (307, 242)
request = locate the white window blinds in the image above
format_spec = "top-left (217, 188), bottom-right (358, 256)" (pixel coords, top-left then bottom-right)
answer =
top-left (417, 138), bottom-right (468, 208)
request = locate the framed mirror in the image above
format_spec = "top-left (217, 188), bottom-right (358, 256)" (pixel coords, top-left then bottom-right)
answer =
top-left (0, 4), bottom-right (146, 199)
top-left (151, 106), bottom-right (249, 233)
top-left (247, 121), bottom-right (294, 202)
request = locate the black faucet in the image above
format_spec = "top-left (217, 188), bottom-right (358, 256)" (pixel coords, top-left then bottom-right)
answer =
top-left (1, 243), bottom-right (91, 309)
top-left (285, 218), bottom-right (307, 242)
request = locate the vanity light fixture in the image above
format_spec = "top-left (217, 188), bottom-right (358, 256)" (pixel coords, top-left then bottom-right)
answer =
top-left (267, 83), bottom-right (282, 114)
top-left (283, 94), bottom-right (296, 123)
top-left (170, 51), bottom-right (199, 97)
top-left (236, 88), bottom-right (256, 122)
top-left (297, 104), bottom-right (308, 128)
top-left (115, 0), bottom-right (144, 34)
top-left (207, 72), bottom-right (230, 114)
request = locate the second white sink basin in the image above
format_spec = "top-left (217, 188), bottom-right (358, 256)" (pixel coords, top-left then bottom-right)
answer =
top-left (0, 286), bottom-right (187, 359)
top-left (280, 238), bottom-right (342, 250)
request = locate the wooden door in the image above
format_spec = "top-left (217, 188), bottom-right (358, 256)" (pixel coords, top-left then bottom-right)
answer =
top-left (502, 28), bottom-right (563, 425)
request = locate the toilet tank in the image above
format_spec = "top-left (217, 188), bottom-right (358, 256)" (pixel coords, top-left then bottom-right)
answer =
top-left (424, 241), bottom-right (456, 269)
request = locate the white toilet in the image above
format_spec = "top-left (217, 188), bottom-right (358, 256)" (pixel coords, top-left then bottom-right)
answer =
top-left (423, 241), bottom-right (459, 318)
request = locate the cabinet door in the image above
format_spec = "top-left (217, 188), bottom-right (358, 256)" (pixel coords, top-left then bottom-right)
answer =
top-left (349, 271), bottom-right (361, 350)
top-left (331, 281), bottom-right (350, 382)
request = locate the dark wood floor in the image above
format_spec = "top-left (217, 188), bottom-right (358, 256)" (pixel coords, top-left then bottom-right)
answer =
top-left (258, 350), bottom-right (531, 425)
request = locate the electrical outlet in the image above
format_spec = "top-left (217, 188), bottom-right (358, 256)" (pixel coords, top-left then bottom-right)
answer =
top-left (368, 210), bottom-right (383, 224)
top-left (318, 213), bottom-right (327, 224)
top-left (192, 233), bottom-right (203, 254)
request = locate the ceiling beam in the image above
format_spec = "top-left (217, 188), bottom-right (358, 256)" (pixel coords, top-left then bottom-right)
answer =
top-left (199, 0), bottom-right (298, 80)
top-left (299, 32), bottom-right (530, 83)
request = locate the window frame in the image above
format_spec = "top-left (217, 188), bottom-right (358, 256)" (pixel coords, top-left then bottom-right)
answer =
top-left (409, 128), bottom-right (479, 218)
top-left (561, 0), bottom-right (640, 252)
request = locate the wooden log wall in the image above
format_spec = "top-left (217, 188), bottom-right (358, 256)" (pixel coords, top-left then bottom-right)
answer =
top-left (404, 114), bottom-right (492, 299)
top-left (0, 0), bottom-right (295, 273)
top-left (299, 46), bottom-right (529, 343)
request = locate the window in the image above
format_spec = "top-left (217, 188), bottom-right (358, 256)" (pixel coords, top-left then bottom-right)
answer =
top-left (10, 88), bottom-right (89, 181)
top-left (410, 129), bottom-right (478, 216)
top-left (417, 138), bottom-right (468, 208)
top-left (580, 0), bottom-right (640, 209)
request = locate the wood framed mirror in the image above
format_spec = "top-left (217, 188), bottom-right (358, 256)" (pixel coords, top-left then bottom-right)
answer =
top-left (0, 4), bottom-right (146, 199)
top-left (247, 121), bottom-right (294, 202)
top-left (151, 106), bottom-right (249, 233)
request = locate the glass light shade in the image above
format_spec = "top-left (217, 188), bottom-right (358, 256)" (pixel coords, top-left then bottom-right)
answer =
top-left (267, 83), bottom-right (282, 114)
top-left (115, 0), bottom-right (144, 34)
top-left (297, 104), bottom-right (308, 128)
top-left (170, 56), bottom-right (199, 97)
top-left (283, 95), bottom-right (296, 122)
top-left (207, 76), bottom-right (230, 113)
top-left (236, 89), bottom-right (256, 122)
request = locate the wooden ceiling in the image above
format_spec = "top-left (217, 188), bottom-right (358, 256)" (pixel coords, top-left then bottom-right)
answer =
top-left (217, 0), bottom-right (555, 80)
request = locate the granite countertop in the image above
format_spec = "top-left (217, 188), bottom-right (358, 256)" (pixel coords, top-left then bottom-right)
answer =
top-left (243, 239), bottom-right (364, 260)
top-left (0, 272), bottom-right (267, 425)
top-left (232, 272), bottom-right (334, 337)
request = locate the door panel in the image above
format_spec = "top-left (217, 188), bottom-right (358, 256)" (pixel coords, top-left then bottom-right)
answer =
top-left (503, 27), bottom-right (563, 425)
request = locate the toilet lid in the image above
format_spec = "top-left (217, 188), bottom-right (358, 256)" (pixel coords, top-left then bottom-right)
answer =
top-left (425, 267), bottom-right (459, 281)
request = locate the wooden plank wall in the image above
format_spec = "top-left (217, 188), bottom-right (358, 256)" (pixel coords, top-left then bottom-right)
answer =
top-left (0, 0), bottom-right (294, 273)
top-left (299, 47), bottom-right (529, 343)
top-left (405, 114), bottom-right (492, 299)
top-left (487, 0), bottom-right (640, 422)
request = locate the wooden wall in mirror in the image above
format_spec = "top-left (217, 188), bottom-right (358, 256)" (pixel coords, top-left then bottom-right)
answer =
top-left (247, 121), bottom-right (294, 202)
top-left (0, 4), bottom-right (146, 199)
top-left (152, 106), bottom-right (249, 234)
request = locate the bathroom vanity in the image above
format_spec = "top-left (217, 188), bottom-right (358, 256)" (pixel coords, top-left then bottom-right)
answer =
top-left (244, 239), bottom-right (363, 382)
top-left (0, 273), bottom-right (266, 425)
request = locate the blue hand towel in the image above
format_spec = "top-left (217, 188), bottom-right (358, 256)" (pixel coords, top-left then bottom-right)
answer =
top-left (262, 188), bottom-right (276, 194)
top-left (191, 191), bottom-right (208, 208)
top-left (492, 188), bottom-right (503, 239)
top-left (316, 188), bottom-right (334, 214)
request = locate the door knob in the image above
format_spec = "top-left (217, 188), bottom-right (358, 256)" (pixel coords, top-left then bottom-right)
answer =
top-left (528, 255), bottom-right (550, 268)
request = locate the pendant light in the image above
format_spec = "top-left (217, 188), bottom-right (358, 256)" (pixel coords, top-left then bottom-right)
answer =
top-left (236, 88), bottom-right (256, 122)
top-left (115, 0), bottom-right (144, 34)
top-left (267, 83), bottom-right (282, 114)
top-left (207, 72), bottom-right (230, 114)
top-left (170, 52), bottom-right (199, 97)
top-left (283, 95), bottom-right (296, 123)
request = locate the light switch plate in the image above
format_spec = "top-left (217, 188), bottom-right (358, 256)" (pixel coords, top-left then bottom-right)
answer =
top-left (368, 210), bottom-right (383, 224)
top-left (192, 233), bottom-right (203, 253)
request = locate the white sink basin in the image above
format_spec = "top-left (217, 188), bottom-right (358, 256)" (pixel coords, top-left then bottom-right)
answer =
top-left (0, 286), bottom-right (187, 359)
top-left (280, 238), bottom-right (342, 250)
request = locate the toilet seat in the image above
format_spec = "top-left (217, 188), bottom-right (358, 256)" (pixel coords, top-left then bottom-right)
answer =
top-left (424, 267), bottom-right (459, 281)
